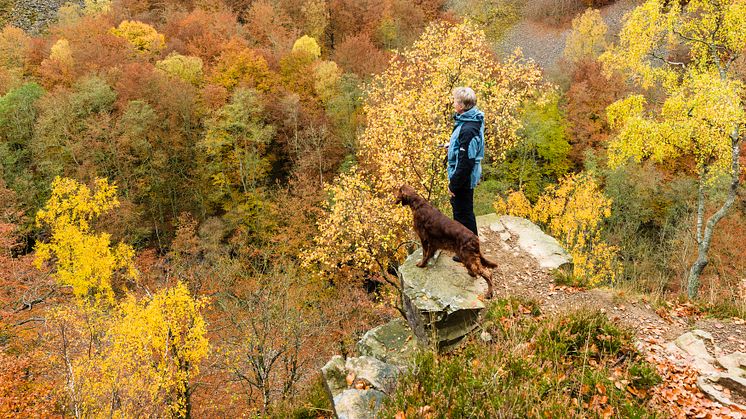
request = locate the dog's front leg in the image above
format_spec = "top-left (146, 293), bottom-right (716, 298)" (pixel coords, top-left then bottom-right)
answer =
top-left (417, 240), bottom-right (434, 268)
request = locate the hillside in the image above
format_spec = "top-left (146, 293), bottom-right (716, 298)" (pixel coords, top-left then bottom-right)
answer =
top-left (496, 0), bottom-right (637, 71)
top-left (321, 214), bottom-right (746, 418)
top-left (1, 0), bottom-right (745, 417)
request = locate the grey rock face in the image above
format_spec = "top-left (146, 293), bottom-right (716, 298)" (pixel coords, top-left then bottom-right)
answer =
top-left (399, 247), bottom-right (487, 349)
top-left (333, 389), bottom-right (386, 419)
top-left (357, 318), bottom-right (418, 367)
top-left (322, 355), bottom-right (348, 399)
top-left (345, 356), bottom-right (399, 395)
top-left (6, 0), bottom-right (80, 34)
top-left (322, 355), bottom-right (400, 418)
top-left (491, 215), bottom-right (573, 272)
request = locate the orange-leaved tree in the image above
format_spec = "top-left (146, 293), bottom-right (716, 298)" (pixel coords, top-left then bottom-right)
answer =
top-left (306, 20), bottom-right (546, 286)
top-left (601, 0), bottom-right (746, 298)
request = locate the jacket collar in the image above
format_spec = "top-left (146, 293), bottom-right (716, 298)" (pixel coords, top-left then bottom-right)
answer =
top-left (453, 107), bottom-right (484, 123)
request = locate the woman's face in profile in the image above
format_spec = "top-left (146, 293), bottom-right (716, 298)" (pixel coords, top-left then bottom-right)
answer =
top-left (453, 96), bottom-right (465, 114)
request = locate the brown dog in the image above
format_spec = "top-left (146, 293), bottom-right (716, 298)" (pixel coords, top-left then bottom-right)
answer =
top-left (395, 185), bottom-right (497, 298)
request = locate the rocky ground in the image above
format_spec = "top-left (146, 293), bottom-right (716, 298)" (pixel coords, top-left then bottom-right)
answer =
top-left (478, 216), bottom-right (746, 417)
top-left (496, 0), bottom-right (639, 72)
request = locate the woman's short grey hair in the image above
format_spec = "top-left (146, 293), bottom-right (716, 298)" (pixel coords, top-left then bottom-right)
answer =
top-left (453, 86), bottom-right (477, 110)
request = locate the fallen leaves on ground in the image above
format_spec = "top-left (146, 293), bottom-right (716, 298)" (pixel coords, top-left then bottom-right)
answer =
top-left (638, 338), bottom-right (746, 418)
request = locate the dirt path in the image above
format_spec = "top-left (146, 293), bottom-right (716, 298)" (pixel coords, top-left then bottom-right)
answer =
top-left (477, 225), bottom-right (746, 417)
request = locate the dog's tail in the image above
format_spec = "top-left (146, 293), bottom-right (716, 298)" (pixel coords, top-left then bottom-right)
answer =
top-left (480, 253), bottom-right (498, 268)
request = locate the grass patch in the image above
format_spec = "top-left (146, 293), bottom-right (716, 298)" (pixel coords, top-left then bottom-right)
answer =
top-left (269, 374), bottom-right (333, 419)
top-left (383, 299), bottom-right (660, 418)
top-left (697, 300), bottom-right (746, 320)
top-left (553, 268), bottom-right (589, 288)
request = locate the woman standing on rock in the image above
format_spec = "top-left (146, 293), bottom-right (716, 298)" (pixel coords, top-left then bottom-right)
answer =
top-left (447, 86), bottom-right (485, 247)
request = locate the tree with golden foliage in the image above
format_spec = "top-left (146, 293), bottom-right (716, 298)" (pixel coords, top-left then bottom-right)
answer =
top-left (601, 0), bottom-right (746, 298)
top-left (563, 8), bottom-right (608, 64)
top-left (494, 172), bottom-right (620, 286)
top-left (156, 52), bottom-right (204, 86)
top-left (307, 21), bottom-right (546, 284)
top-left (34, 176), bottom-right (138, 305)
top-left (100, 282), bottom-right (209, 418)
top-left (110, 20), bottom-right (166, 56)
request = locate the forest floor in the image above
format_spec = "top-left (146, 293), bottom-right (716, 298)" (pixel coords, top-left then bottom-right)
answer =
top-left (478, 225), bottom-right (746, 417)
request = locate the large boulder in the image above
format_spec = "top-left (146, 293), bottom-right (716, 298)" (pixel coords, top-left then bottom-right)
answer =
top-left (357, 318), bottom-right (419, 367)
top-left (333, 389), bottom-right (387, 419)
top-left (400, 247), bottom-right (487, 349)
top-left (481, 215), bottom-right (572, 272)
top-left (322, 355), bottom-right (401, 418)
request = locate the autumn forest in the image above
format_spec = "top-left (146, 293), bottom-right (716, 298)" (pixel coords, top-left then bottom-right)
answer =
top-left (1, 0), bottom-right (745, 417)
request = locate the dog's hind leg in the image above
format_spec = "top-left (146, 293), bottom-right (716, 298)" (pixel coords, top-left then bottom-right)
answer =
top-left (417, 240), bottom-right (435, 268)
top-left (480, 253), bottom-right (498, 268)
top-left (465, 257), bottom-right (494, 299)
top-left (480, 268), bottom-right (494, 299)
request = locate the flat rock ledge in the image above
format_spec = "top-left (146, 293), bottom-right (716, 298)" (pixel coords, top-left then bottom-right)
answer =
top-left (400, 246), bottom-right (488, 349)
top-left (478, 214), bottom-right (573, 272)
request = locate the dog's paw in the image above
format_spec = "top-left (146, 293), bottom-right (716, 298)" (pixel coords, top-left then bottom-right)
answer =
top-left (416, 262), bottom-right (427, 268)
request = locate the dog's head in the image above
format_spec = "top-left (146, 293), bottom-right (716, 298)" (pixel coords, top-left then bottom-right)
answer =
top-left (394, 184), bottom-right (418, 206)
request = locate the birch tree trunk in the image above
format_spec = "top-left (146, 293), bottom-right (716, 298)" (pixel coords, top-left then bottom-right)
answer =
top-left (687, 127), bottom-right (742, 298)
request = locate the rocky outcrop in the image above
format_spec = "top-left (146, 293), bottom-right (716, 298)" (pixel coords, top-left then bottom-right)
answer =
top-left (400, 246), bottom-right (488, 349)
top-left (670, 330), bottom-right (746, 410)
top-left (321, 354), bottom-right (402, 419)
top-left (4, 0), bottom-right (81, 33)
top-left (322, 213), bottom-right (573, 418)
top-left (478, 214), bottom-right (572, 272)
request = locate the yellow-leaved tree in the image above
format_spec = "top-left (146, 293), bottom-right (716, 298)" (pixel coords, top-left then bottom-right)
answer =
top-left (156, 52), bottom-right (204, 86)
top-left (563, 8), bottom-right (608, 64)
top-left (49, 283), bottom-right (209, 418)
top-left (110, 20), bottom-right (166, 56)
top-left (600, 0), bottom-right (746, 298)
top-left (100, 282), bottom-right (209, 418)
top-left (34, 178), bottom-right (208, 418)
top-left (306, 21), bottom-right (546, 286)
top-left (292, 35), bottom-right (322, 59)
top-left (34, 176), bottom-right (138, 305)
top-left (494, 173), bottom-right (619, 286)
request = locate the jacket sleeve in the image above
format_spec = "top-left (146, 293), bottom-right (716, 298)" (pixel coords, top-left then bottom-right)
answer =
top-left (449, 125), bottom-right (478, 191)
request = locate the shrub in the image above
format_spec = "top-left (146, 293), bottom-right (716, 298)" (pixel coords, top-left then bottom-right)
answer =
top-left (383, 302), bottom-right (659, 418)
top-left (495, 172), bottom-right (621, 286)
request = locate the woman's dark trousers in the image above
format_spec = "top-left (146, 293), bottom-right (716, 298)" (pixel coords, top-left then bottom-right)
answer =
top-left (450, 187), bottom-right (478, 236)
